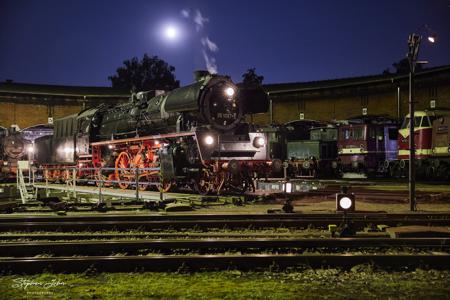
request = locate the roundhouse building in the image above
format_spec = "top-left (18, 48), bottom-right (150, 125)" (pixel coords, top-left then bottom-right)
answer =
top-left (0, 81), bottom-right (129, 129)
top-left (1, 65), bottom-right (449, 130)
top-left (260, 65), bottom-right (450, 124)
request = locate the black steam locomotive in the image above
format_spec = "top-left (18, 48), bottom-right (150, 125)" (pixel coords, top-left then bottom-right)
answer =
top-left (35, 71), bottom-right (278, 193)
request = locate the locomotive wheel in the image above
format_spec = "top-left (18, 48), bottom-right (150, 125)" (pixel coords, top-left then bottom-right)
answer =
top-left (115, 152), bottom-right (132, 189)
top-left (62, 169), bottom-right (73, 184)
top-left (194, 169), bottom-right (212, 195)
top-left (43, 169), bottom-right (52, 182)
top-left (226, 174), bottom-right (248, 194)
top-left (95, 170), bottom-right (112, 187)
top-left (158, 179), bottom-right (172, 193)
top-left (138, 175), bottom-right (150, 191)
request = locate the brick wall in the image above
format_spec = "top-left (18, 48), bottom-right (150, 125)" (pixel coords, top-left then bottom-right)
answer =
top-left (0, 101), bottom-right (83, 129)
top-left (253, 76), bottom-right (450, 125)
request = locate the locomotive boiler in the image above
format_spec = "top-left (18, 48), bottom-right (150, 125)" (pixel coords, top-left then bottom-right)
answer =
top-left (37, 71), bottom-right (277, 194)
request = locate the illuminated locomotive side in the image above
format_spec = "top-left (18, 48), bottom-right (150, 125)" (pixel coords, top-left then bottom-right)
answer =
top-left (397, 111), bottom-right (434, 160)
top-left (337, 118), bottom-right (398, 176)
top-left (392, 111), bottom-right (436, 178)
top-left (36, 72), bottom-right (276, 193)
top-left (430, 116), bottom-right (450, 180)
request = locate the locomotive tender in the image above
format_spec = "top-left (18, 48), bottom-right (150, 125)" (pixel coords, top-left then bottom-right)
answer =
top-left (35, 71), bottom-right (278, 193)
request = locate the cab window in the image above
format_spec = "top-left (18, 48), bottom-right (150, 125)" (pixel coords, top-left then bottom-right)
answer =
top-left (420, 117), bottom-right (430, 127)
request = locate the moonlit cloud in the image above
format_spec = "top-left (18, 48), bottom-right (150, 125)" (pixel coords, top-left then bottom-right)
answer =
top-left (181, 8), bottom-right (219, 74)
top-left (201, 37), bottom-right (218, 52)
top-left (194, 9), bottom-right (209, 32)
top-left (181, 9), bottom-right (190, 18)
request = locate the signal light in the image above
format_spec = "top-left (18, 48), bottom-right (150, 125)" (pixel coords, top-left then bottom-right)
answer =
top-left (336, 187), bottom-right (355, 212)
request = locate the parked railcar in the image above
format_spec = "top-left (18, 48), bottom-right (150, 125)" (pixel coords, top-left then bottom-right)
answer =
top-left (0, 124), bottom-right (53, 181)
top-left (286, 125), bottom-right (338, 178)
top-left (337, 116), bottom-right (398, 177)
top-left (429, 116), bottom-right (450, 180)
top-left (390, 110), bottom-right (450, 179)
top-left (262, 120), bottom-right (338, 178)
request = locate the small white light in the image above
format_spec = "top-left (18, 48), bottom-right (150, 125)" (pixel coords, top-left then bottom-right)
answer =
top-left (108, 144), bottom-right (113, 149)
top-left (284, 182), bottom-right (292, 193)
top-left (339, 197), bottom-right (352, 210)
top-left (225, 87), bottom-right (235, 97)
top-left (154, 140), bottom-right (160, 145)
top-left (428, 36), bottom-right (436, 43)
top-left (205, 135), bottom-right (214, 145)
top-left (27, 146), bottom-right (34, 153)
top-left (78, 163), bottom-right (84, 168)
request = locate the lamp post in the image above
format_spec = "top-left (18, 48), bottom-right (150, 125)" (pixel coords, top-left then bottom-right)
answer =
top-left (407, 33), bottom-right (420, 212)
top-left (406, 30), bottom-right (436, 211)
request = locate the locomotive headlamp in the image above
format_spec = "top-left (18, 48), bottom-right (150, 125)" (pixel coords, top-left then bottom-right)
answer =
top-left (225, 87), bottom-right (235, 97)
top-left (253, 136), bottom-right (265, 148)
top-left (336, 187), bottom-right (355, 212)
top-left (27, 145), bottom-right (34, 153)
top-left (204, 135), bottom-right (214, 145)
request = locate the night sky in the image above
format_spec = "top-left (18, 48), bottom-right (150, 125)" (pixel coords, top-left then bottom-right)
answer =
top-left (1, 0), bottom-right (449, 87)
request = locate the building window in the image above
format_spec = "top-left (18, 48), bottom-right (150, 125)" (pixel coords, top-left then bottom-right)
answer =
top-left (297, 100), bottom-right (306, 111)
top-left (428, 86), bottom-right (438, 98)
top-left (360, 95), bottom-right (369, 106)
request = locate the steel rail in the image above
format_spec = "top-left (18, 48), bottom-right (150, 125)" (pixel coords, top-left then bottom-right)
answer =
top-left (0, 218), bottom-right (449, 232)
top-left (0, 238), bottom-right (449, 257)
top-left (1, 254), bottom-right (449, 274)
top-left (0, 212), bottom-right (449, 223)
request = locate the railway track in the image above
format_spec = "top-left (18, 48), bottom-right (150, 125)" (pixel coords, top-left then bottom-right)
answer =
top-left (0, 238), bottom-right (449, 257)
top-left (1, 212), bottom-right (449, 222)
top-left (0, 213), bottom-right (449, 232)
top-left (1, 254), bottom-right (449, 274)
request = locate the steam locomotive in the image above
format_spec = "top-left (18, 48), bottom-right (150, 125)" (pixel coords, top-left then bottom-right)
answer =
top-left (35, 71), bottom-right (280, 193)
top-left (0, 125), bottom-right (53, 181)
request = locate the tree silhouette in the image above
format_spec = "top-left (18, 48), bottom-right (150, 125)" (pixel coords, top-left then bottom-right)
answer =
top-left (383, 58), bottom-right (424, 75)
top-left (241, 68), bottom-right (264, 87)
top-left (108, 54), bottom-right (180, 92)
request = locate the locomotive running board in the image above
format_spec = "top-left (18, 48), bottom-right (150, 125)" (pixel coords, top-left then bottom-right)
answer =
top-left (90, 132), bottom-right (196, 146)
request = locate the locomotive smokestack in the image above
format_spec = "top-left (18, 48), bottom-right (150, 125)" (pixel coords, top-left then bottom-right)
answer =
top-left (194, 70), bottom-right (210, 82)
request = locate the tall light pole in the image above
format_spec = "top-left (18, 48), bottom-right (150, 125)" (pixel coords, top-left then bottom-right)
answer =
top-left (407, 33), bottom-right (420, 212)
top-left (406, 30), bottom-right (436, 211)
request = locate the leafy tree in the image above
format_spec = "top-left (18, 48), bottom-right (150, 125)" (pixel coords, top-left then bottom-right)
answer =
top-left (383, 58), bottom-right (424, 75)
top-left (108, 54), bottom-right (180, 91)
top-left (241, 68), bottom-right (264, 87)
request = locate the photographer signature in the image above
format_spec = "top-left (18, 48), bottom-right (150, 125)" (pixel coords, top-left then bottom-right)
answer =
top-left (12, 278), bottom-right (66, 290)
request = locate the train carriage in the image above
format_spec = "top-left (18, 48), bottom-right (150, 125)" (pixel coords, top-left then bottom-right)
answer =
top-left (337, 117), bottom-right (398, 176)
top-left (286, 126), bottom-right (338, 178)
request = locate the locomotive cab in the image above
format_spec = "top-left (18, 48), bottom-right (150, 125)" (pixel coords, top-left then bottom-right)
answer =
top-left (398, 111), bottom-right (435, 160)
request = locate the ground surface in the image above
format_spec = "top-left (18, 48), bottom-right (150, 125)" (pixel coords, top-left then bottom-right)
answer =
top-left (1, 269), bottom-right (449, 299)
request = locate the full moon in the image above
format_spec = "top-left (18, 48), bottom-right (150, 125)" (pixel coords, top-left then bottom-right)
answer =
top-left (165, 26), bottom-right (178, 40)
